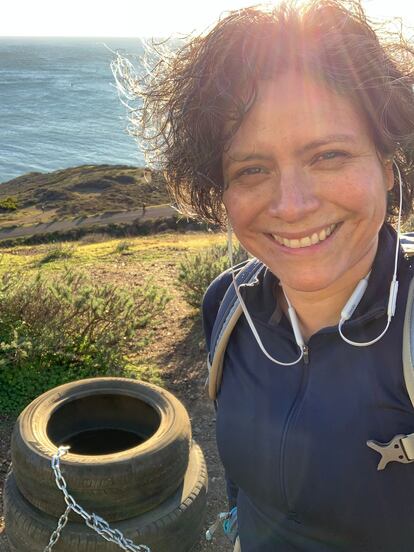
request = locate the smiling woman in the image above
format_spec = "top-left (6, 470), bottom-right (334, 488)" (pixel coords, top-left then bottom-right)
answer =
top-left (117, 1), bottom-right (414, 551)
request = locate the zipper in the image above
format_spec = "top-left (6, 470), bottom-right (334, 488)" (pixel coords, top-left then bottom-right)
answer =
top-left (302, 344), bottom-right (309, 364)
top-left (279, 344), bottom-right (310, 512)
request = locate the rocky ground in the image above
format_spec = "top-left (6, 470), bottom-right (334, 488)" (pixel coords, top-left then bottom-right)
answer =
top-left (0, 256), bottom-right (232, 552)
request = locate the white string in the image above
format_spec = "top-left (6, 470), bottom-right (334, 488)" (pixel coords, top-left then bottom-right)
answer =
top-left (227, 226), bottom-right (304, 366)
top-left (338, 317), bottom-right (391, 346)
top-left (338, 160), bottom-right (402, 346)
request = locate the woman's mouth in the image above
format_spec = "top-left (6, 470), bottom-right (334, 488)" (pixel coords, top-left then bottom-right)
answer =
top-left (268, 223), bottom-right (340, 249)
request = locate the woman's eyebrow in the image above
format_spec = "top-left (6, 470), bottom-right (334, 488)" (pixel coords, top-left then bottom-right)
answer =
top-left (223, 152), bottom-right (274, 168)
top-left (224, 134), bottom-right (357, 168)
top-left (296, 134), bottom-right (357, 155)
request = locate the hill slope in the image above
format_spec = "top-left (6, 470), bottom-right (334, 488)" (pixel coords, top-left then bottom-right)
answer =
top-left (0, 165), bottom-right (170, 225)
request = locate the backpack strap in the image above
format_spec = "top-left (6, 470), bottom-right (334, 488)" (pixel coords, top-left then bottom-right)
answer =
top-left (399, 233), bottom-right (414, 249)
top-left (394, 255), bottom-right (414, 463)
top-left (403, 264), bottom-right (414, 410)
top-left (402, 235), bottom-right (414, 414)
top-left (366, 238), bottom-right (414, 469)
top-left (207, 258), bottom-right (264, 400)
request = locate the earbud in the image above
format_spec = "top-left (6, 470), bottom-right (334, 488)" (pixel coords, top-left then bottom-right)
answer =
top-left (340, 273), bottom-right (370, 322)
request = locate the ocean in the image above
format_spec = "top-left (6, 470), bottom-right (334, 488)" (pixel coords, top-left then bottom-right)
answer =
top-left (0, 37), bottom-right (148, 184)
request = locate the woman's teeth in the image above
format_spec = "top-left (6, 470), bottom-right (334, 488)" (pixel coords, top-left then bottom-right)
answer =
top-left (272, 223), bottom-right (337, 249)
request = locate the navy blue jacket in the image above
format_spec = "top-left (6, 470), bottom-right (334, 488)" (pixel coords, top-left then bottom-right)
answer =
top-left (203, 224), bottom-right (414, 551)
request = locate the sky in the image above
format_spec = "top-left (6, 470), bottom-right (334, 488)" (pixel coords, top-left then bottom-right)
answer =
top-left (1, 0), bottom-right (414, 38)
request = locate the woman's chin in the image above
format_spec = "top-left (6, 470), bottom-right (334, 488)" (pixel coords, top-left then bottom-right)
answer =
top-left (275, 272), bottom-right (340, 294)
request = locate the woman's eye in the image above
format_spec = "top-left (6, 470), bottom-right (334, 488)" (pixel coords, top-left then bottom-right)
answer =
top-left (314, 151), bottom-right (348, 164)
top-left (237, 166), bottom-right (266, 177)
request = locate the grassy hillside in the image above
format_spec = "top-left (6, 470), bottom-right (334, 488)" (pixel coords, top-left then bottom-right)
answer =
top-left (0, 231), bottom-right (225, 276)
top-left (0, 230), bottom-right (226, 403)
top-left (0, 165), bottom-right (170, 226)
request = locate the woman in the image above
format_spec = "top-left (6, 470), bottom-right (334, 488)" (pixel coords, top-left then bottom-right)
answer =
top-left (119, 1), bottom-right (414, 549)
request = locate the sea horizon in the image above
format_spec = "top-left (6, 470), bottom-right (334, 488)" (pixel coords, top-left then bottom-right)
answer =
top-left (0, 36), bottom-right (150, 183)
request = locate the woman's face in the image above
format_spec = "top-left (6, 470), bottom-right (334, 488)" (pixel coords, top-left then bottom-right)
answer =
top-left (222, 71), bottom-right (394, 294)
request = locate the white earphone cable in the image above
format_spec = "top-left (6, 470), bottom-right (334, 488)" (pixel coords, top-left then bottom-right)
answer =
top-left (227, 226), bottom-right (304, 366)
top-left (338, 160), bottom-right (402, 346)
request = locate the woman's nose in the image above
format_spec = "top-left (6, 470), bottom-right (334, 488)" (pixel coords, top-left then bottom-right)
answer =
top-left (267, 168), bottom-right (320, 222)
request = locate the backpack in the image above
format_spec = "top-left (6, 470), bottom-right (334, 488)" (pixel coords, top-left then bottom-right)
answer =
top-left (206, 234), bottom-right (414, 471)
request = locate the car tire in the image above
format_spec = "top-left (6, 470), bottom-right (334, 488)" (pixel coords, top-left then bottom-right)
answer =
top-left (5, 442), bottom-right (207, 552)
top-left (11, 377), bottom-right (191, 521)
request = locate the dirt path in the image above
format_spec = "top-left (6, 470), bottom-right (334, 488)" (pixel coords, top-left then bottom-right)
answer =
top-left (0, 205), bottom-right (176, 241)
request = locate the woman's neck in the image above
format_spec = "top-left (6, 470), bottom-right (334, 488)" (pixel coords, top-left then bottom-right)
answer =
top-left (277, 253), bottom-right (377, 343)
top-left (277, 285), bottom-right (353, 342)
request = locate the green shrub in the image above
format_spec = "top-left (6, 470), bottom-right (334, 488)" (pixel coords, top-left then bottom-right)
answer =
top-left (0, 268), bottom-right (169, 414)
top-left (38, 243), bottom-right (75, 264)
top-left (178, 242), bottom-right (249, 310)
top-left (114, 240), bottom-right (132, 254)
top-left (0, 196), bottom-right (18, 211)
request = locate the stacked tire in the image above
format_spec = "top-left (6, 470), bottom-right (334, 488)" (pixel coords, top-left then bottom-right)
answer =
top-left (4, 377), bottom-right (208, 552)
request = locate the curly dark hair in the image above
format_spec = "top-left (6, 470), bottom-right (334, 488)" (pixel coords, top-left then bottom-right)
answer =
top-left (113, 0), bottom-right (414, 226)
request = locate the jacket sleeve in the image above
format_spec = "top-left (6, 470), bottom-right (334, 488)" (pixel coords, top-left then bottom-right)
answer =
top-left (202, 268), bottom-right (240, 511)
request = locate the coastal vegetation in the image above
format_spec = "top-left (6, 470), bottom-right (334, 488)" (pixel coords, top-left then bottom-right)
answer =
top-left (0, 231), bottom-right (229, 414)
top-left (178, 243), bottom-right (249, 309)
top-left (0, 166), bottom-right (239, 415)
top-left (0, 197), bottom-right (18, 212)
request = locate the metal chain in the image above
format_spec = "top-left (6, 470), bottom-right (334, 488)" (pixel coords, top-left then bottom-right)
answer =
top-left (43, 446), bottom-right (151, 552)
top-left (43, 505), bottom-right (71, 552)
